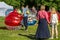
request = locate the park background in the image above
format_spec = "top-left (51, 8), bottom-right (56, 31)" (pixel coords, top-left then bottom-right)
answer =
top-left (0, 0), bottom-right (60, 40)
top-left (0, 0), bottom-right (60, 11)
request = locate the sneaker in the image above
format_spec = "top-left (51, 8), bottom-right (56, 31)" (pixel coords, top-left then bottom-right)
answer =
top-left (25, 29), bottom-right (28, 31)
top-left (56, 37), bottom-right (58, 39)
top-left (49, 37), bottom-right (54, 39)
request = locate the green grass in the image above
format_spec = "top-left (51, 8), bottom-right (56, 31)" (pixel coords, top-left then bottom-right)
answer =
top-left (0, 17), bottom-right (60, 40)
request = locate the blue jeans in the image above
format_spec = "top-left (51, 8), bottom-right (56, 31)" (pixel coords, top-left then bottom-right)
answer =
top-left (23, 16), bottom-right (28, 30)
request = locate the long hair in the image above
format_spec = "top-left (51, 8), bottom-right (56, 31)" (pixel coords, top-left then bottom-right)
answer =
top-left (50, 7), bottom-right (57, 22)
top-left (51, 7), bottom-right (56, 14)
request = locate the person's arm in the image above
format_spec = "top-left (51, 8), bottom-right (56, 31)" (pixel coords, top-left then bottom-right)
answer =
top-left (56, 14), bottom-right (58, 25)
top-left (45, 12), bottom-right (50, 24)
top-left (50, 13), bottom-right (52, 23)
top-left (37, 11), bottom-right (40, 20)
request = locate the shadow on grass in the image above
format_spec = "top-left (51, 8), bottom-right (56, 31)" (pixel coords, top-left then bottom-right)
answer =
top-left (0, 26), bottom-right (7, 30)
top-left (18, 34), bottom-right (36, 40)
top-left (0, 26), bottom-right (24, 30)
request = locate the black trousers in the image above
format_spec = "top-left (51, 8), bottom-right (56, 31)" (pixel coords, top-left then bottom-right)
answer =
top-left (23, 16), bottom-right (28, 30)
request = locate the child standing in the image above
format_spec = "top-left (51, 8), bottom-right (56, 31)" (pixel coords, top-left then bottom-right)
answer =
top-left (50, 7), bottom-right (58, 39)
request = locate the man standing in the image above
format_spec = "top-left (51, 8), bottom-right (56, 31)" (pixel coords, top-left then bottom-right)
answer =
top-left (22, 5), bottom-right (29, 31)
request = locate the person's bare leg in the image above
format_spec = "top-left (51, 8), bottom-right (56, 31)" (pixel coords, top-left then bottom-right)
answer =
top-left (55, 24), bottom-right (58, 38)
top-left (51, 24), bottom-right (54, 39)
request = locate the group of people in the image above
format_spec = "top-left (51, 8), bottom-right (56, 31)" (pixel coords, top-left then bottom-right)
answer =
top-left (35, 5), bottom-right (58, 40)
top-left (13, 5), bottom-right (59, 40)
top-left (14, 5), bottom-right (37, 30)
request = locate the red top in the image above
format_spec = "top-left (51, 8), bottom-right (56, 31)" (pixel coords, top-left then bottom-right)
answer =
top-left (48, 12), bottom-right (51, 22)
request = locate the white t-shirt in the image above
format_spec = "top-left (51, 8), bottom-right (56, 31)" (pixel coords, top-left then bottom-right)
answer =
top-left (51, 13), bottom-right (58, 23)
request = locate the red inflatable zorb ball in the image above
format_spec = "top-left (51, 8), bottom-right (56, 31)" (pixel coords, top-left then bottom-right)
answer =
top-left (5, 10), bottom-right (23, 26)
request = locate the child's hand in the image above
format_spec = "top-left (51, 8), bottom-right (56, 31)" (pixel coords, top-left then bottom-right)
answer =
top-left (57, 22), bottom-right (59, 25)
top-left (48, 21), bottom-right (50, 24)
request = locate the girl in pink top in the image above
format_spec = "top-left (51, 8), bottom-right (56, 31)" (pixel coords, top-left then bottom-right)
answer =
top-left (36, 5), bottom-right (50, 40)
top-left (37, 10), bottom-right (50, 23)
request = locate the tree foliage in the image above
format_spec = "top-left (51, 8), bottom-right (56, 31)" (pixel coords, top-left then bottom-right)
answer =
top-left (0, 0), bottom-right (60, 10)
top-left (37, 0), bottom-right (60, 10)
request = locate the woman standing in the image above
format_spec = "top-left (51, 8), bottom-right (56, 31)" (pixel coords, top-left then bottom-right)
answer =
top-left (36, 5), bottom-right (50, 40)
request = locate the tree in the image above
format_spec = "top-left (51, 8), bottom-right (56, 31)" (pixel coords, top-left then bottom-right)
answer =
top-left (0, 0), bottom-right (60, 10)
top-left (37, 0), bottom-right (60, 10)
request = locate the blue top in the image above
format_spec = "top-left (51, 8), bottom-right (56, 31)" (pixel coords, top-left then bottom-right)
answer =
top-left (22, 8), bottom-right (28, 17)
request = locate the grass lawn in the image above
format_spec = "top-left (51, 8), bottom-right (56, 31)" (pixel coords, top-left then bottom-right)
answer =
top-left (0, 17), bottom-right (60, 40)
